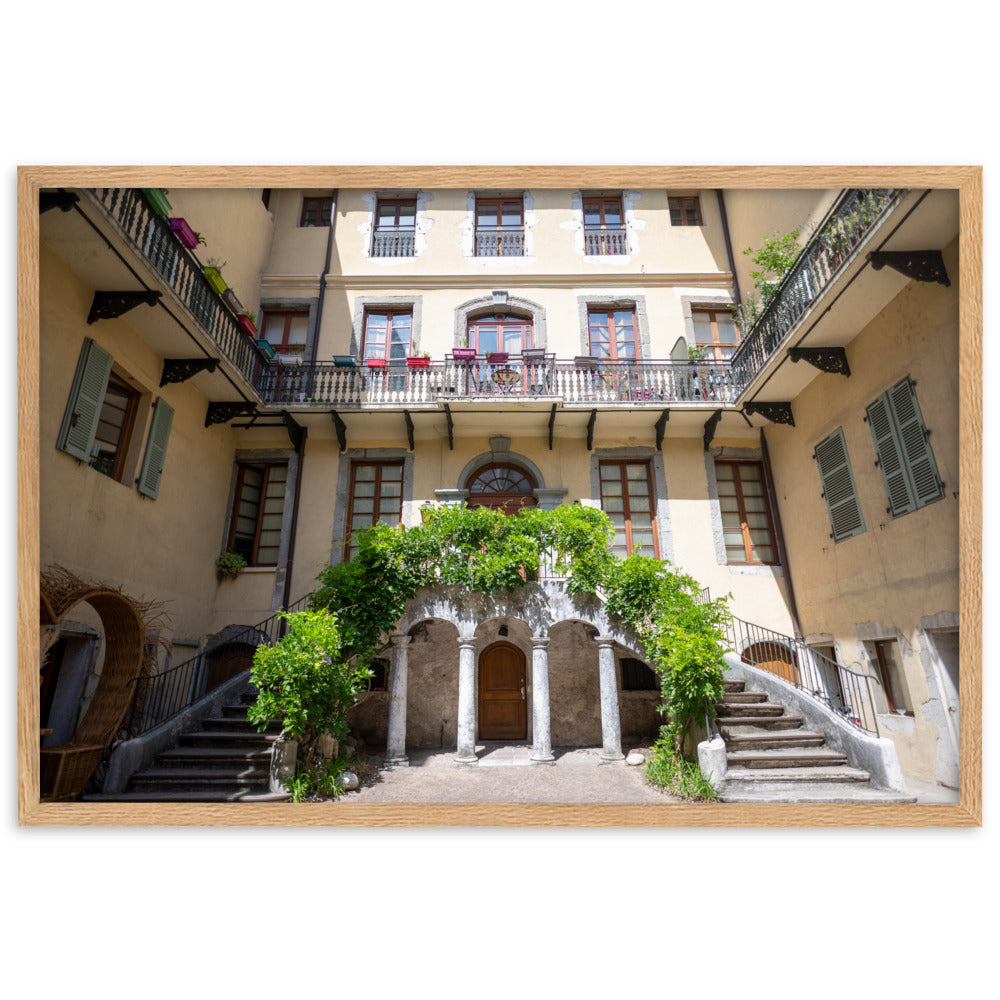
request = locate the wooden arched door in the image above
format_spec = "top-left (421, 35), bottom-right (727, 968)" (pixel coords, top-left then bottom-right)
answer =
top-left (479, 641), bottom-right (527, 740)
top-left (742, 641), bottom-right (797, 684)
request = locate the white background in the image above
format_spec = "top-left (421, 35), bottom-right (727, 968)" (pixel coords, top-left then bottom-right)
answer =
top-left (4, 3), bottom-right (994, 995)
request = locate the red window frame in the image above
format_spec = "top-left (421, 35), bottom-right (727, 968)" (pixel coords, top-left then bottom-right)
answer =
top-left (227, 461), bottom-right (288, 566)
top-left (363, 309), bottom-right (413, 364)
top-left (714, 460), bottom-right (778, 565)
top-left (692, 307), bottom-right (740, 360)
top-left (91, 371), bottom-right (140, 482)
top-left (466, 315), bottom-right (533, 355)
top-left (669, 196), bottom-right (703, 226)
top-left (344, 460), bottom-right (405, 560)
top-left (260, 311), bottom-right (309, 356)
top-left (300, 196), bottom-right (333, 227)
top-left (598, 460), bottom-right (659, 558)
top-left (587, 308), bottom-right (639, 362)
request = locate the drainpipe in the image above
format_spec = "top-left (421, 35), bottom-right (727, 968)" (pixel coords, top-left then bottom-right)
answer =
top-left (716, 189), bottom-right (742, 307)
top-left (760, 427), bottom-right (802, 640)
top-left (280, 191), bottom-right (336, 614)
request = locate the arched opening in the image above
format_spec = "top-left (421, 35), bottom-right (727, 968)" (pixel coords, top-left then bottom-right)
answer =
top-left (742, 640), bottom-right (797, 685)
top-left (465, 462), bottom-right (537, 513)
top-left (466, 311), bottom-right (534, 356)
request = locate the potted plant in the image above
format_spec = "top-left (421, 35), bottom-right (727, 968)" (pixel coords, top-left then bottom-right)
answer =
top-left (452, 347), bottom-right (476, 361)
top-left (216, 551), bottom-right (247, 581)
top-left (256, 339), bottom-right (276, 359)
top-left (407, 351), bottom-right (431, 368)
top-left (168, 218), bottom-right (204, 249)
top-left (143, 189), bottom-right (172, 216)
top-left (365, 357), bottom-right (387, 368)
top-left (238, 310), bottom-right (257, 337)
top-left (333, 355), bottom-right (356, 368)
top-left (222, 288), bottom-right (243, 313)
top-left (203, 258), bottom-right (228, 294)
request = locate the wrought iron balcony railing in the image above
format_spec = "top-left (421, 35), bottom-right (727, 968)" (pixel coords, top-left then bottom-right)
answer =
top-left (475, 231), bottom-right (525, 256)
top-left (584, 228), bottom-right (628, 255)
top-left (251, 356), bottom-right (739, 407)
top-left (371, 229), bottom-right (415, 257)
top-left (729, 188), bottom-right (904, 387)
top-left (92, 188), bottom-right (266, 384)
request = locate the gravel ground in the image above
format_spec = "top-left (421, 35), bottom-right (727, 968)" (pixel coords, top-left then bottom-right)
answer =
top-left (338, 744), bottom-right (679, 804)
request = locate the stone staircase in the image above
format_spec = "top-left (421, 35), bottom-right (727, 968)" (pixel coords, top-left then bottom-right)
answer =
top-left (86, 694), bottom-right (290, 803)
top-left (715, 679), bottom-right (915, 803)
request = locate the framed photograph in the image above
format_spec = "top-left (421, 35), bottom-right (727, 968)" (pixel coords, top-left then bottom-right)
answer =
top-left (16, 166), bottom-right (982, 827)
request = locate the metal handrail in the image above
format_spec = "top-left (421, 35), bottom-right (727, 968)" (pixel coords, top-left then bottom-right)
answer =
top-left (726, 615), bottom-right (882, 737)
top-left (730, 188), bottom-right (905, 386)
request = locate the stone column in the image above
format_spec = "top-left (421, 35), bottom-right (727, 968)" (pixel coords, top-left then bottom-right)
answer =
top-left (385, 634), bottom-right (410, 767)
top-left (595, 635), bottom-right (624, 763)
top-left (455, 634), bottom-right (478, 766)
top-left (530, 635), bottom-right (555, 764)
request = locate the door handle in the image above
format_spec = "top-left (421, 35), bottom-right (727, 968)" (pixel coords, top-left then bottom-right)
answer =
top-left (520, 686), bottom-right (525, 699)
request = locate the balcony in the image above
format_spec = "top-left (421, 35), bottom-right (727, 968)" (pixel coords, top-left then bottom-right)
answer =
top-left (730, 188), bottom-right (905, 389)
top-left (584, 228), bottom-right (628, 255)
top-left (475, 230), bottom-right (525, 256)
top-left (251, 356), bottom-right (739, 409)
top-left (371, 229), bottom-right (415, 257)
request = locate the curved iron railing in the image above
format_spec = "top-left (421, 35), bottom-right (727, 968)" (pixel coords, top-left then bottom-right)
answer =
top-left (726, 615), bottom-right (882, 737)
top-left (730, 188), bottom-right (905, 387)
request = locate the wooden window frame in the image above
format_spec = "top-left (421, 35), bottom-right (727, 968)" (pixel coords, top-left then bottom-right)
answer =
top-left (582, 194), bottom-right (624, 229)
top-left (692, 306), bottom-right (740, 361)
top-left (374, 198), bottom-right (417, 232)
top-left (261, 310), bottom-right (310, 356)
top-left (344, 460), bottom-right (405, 560)
top-left (598, 459), bottom-right (659, 558)
top-left (669, 195), bottom-right (703, 226)
top-left (874, 639), bottom-right (913, 716)
top-left (300, 196), bottom-right (333, 227)
top-left (362, 308), bottom-right (413, 364)
top-left (475, 196), bottom-right (524, 232)
top-left (466, 315), bottom-right (534, 355)
top-left (91, 371), bottom-right (140, 482)
top-left (226, 461), bottom-right (288, 567)
top-left (587, 307), bottom-right (639, 362)
top-left (715, 459), bottom-right (779, 565)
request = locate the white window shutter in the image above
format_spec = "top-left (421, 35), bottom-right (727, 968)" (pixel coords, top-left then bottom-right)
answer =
top-left (137, 398), bottom-right (174, 499)
top-left (57, 338), bottom-right (113, 462)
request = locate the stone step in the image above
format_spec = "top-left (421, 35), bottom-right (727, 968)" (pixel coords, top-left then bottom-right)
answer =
top-left (720, 692), bottom-right (768, 705)
top-left (83, 789), bottom-right (291, 803)
top-left (716, 702), bottom-right (785, 718)
top-left (724, 764), bottom-right (869, 784)
top-left (719, 782), bottom-right (917, 804)
top-left (727, 749), bottom-right (848, 769)
top-left (153, 745), bottom-right (273, 768)
top-left (178, 730), bottom-right (280, 749)
top-left (723, 680), bottom-right (745, 693)
top-left (130, 768), bottom-right (270, 791)
top-left (201, 717), bottom-right (282, 734)
top-left (221, 703), bottom-right (255, 718)
top-left (717, 715), bottom-right (804, 731)
top-left (722, 731), bottom-right (826, 751)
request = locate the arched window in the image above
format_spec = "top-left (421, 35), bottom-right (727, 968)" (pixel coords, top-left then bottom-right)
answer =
top-left (465, 463), bottom-right (537, 512)
top-left (467, 313), bottom-right (533, 356)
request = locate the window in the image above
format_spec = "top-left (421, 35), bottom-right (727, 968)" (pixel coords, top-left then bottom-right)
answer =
top-left (345, 461), bottom-right (404, 559)
top-left (692, 307), bottom-right (740, 360)
top-left (583, 194), bottom-right (626, 255)
top-left (814, 427), bottom-right (866, 541)
top-left (300, 196), bottom-right (333, 227)
top-left (466, 463), bottom-right (537, 512)
top-left (467, 315), bottom-right (533, 355)
top-left (475, 196), bottom-right (524, 256)
top-left (57, 338), bottom-right (173, 496)
top-left (227, 462), bottom-right (288, 566)
top-left (588, 308), bottom-right (638, 362)
top-left (874, 639), bottom-right (913, 715)
top-left (260, 311), bottom-right (309, 356)
top-left (715, 461), bottom-right (777, 564)
top-left (669, 195), bottom-right (702, 226)
top-left (867, 376), bottom-right (944, 517)
top-left (599, 460), bottom-right (658, 558)
top-left (363, 310), bottom-right (412, 365)
top-left (368, 659), bottom-right (389, 692)
top-left (621, 657), bottom-right (658, 692)
top-left (372, 197), bottom-right (416, 257)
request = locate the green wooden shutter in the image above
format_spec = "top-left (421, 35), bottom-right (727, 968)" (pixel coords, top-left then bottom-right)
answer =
top-left (57, 338), bottom-right (113, 462)
top-left (815, 428), bottom-right (866, 541)
top-left (137, 398), bottom-right (174, 499)
top-left (867, 393), bottom-right (914, 516)
top-left (887, 377), bottom-right (944, 507)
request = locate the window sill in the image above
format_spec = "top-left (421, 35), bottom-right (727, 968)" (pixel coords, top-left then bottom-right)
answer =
top-left (241, 566), bottom-right (278, 574)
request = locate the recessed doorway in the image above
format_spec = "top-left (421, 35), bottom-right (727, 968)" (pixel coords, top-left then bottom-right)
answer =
top-left (478, 641), bottom-right (527, 740)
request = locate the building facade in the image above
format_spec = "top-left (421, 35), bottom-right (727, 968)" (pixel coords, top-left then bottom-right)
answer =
top-left (35, 179), bottom-right (961, 788)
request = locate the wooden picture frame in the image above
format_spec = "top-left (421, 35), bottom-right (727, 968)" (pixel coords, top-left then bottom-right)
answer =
top-left (17, 165), bottom-right (982, 827)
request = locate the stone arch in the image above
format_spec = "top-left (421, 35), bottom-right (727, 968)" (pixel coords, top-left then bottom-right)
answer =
top-left (456, 450), bottom-right (547, 494)
top-left (453, 294), bottom-right (548, 350)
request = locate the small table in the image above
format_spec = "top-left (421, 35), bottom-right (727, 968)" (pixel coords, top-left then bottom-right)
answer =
top-left (492, 368), bottom-right (521, 392)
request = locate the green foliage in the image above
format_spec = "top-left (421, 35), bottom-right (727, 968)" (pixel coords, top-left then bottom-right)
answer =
top-left (248, 610), bottom-right (371, 755)
top-left (732, 228), bottom-right (803, 332)
top-left (216, 551), bottom-right (246, 581)
top-left (645, 733), bottom-right (719, 802)
top-left (282, 757), bottom-right (353, 802)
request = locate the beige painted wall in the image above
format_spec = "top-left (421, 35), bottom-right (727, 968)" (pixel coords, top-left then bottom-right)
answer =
top-left (764, 239), bottom-right (960, 780)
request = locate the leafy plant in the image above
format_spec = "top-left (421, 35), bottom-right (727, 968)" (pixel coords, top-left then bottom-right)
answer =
top-left (216, 551), bottom-right (247, 581)
top-left (240, 310), bottom-right (256, 323)
top-left (282, 757), bottom-right (354, 802)
top-left (645, 732), bottom-right (719, 801)
top-left (732, 228), bottom-right (803, 332)
top-left (248, 610), bottom-right (372, 773)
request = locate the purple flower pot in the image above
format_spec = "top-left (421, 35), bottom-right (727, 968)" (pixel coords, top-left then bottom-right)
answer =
top-left (169, 218), bottom-right (200, 249)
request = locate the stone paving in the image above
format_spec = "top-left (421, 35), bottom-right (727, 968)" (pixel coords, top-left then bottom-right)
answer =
top-left (340, 743), bottom-right (680, 804)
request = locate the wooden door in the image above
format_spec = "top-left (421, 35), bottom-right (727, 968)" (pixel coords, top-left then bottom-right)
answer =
top-left (742, 641), bottom-right (797, 685)
top-left (205, 642), bottom-right (257, 693)
top-left (479, 641), bottom-right (527, 740)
